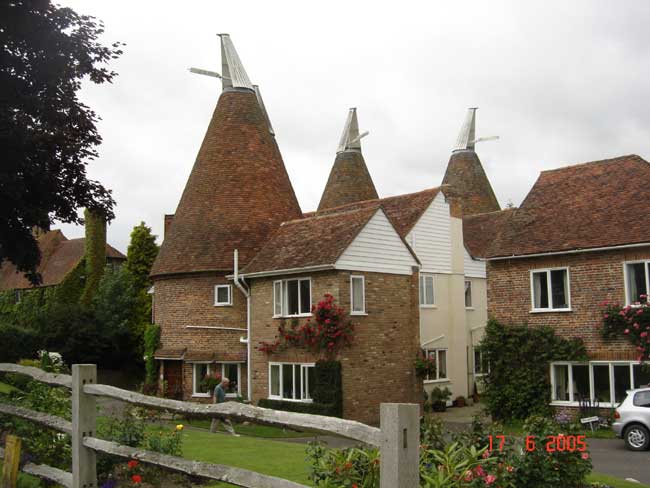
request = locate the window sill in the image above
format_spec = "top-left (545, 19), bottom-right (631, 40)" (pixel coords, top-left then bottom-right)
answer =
top-left (465, 307), bottom-right (475, 311)
top-left (530, 308), bottom-right (573, 313)
top-left (214, 303), bottom-right (232, 307)
top-left (273, 313), bottom-right (312, 319)
top-left (192, 394), bottom-right (211, 398)
top-left (350, 312), bottom-right (368, 316)
top-left (423, 378), bottom-right (450, 384)
top-left (420, 305), bottom-right (437, 309)
top-left (267, 397), bottom-right (313, 403)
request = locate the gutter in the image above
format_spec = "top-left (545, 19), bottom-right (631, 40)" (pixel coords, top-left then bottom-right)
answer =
top-left (232, 250), bottom-right (252, 403)
top-left (487, 241), bottom-right (650, 261)
top-left (229, 264), bottom-right (335, 279)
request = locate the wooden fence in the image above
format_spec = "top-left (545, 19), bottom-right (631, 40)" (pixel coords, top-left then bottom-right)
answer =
top-left (0, 363), bottom-right (420, 488)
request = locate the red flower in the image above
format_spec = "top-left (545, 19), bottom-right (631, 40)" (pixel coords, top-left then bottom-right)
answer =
top-left (131, 474), bottom-right (142, 484)
top-left (127, 459), bottom-right (138, 469)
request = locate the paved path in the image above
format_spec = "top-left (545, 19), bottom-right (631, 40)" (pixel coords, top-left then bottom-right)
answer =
top-left (587, 438), bottom-right (650, 484)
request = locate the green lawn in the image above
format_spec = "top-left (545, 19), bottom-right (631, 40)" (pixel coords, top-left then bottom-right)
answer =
top-left (183, 418), bottom-right (315, 438)
top-left (588, 472), bottom-right (650, 487)
top-left (0, 381), bottom-right (19, 395)
top-left (180, 427), bottom-right (311, 486)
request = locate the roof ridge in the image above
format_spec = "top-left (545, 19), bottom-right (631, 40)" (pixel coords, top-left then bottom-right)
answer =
top-left (283, 203), bottom-right (380, 225)
top-left (540, 154), bottom-right (645, 174)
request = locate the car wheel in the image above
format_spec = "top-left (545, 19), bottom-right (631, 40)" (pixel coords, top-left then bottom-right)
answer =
top-left (624, 424), bottom-right (650, 451)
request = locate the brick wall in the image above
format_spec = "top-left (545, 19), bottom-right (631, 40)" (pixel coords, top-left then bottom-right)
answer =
top-left (487, 246), bottom-right (650, 359)
top-left (153, 272), bottom-right (248, 400)
top-left (249, 269), bottom-right (422, 425)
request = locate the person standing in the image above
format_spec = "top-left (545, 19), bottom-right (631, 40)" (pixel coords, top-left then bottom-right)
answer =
top-left (210, 377), bottom-right (238, 435)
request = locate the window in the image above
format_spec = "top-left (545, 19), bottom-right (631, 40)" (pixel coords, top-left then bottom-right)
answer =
top-left (473, 349), bottom-right (489, 376)
top-left (350, 276), bottom-right (365, 314)
top-left (634, 391), bottom-right (650, 408)
top-left (218, 363), bottom-right (241, 397)
top-left (531, 268), bottom-right (570, 311)
top-left (192, 363), bottom-right (211, 396)
top-left (14, 290), bottom-right (21, 304)
top-left (550, 361), bottom-right (647, 406)
top-left (268, 363), bottom-right (315, 401)
top-left (423, 349), bottom-right (447, 381)
top-left (273, 278), bottom-right (311, 317)
top-left (625, 261), bottom-right (650, 304)
top-left (465, 281), bottom-right (473, 308)
top-left (419, 274), bottom-right (435, 307)
top-left (214, 285), bottom-right (232, 306)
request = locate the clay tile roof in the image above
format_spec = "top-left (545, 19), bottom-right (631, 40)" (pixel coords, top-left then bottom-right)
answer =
top-left (485, 155), bottom-right (650, 258)
top-left (183, 349), bottom-right (246, 362)
top-left (317, 151), bottom-right (379, 211)
top-left (151, 90), bottom-right (302, 277)
top-left (154, 347), bottom-right (186, 360)
top-left (442, 150), bottom-right (500, 216)
top-left (463, 209), bottom-right (514, 258)
top-left (0, 231), bottom-right (126, 291)
top-left (241, 205), bottom-right (380, 275)
top-left (313, 187), bottom-right (441, 238)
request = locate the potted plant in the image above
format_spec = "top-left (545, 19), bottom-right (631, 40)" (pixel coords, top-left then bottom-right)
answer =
top-left (429, 386), bottom-right (452, 412)
top-left (453, 395), bottom-right (466, 408)
top-left (201, 371), bottom-right (222, 395)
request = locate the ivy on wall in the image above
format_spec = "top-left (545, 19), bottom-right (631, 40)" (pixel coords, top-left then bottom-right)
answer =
top-left (479, 319), bottom-right (588, 421)
top-left (79, 209), bottom-right (106, 306)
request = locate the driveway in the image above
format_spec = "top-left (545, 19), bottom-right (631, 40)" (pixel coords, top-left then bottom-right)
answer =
top-left (587, 438), bottom-right (650, 484)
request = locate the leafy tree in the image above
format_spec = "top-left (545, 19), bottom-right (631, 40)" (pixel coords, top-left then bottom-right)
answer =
top-left (125, 222), bottom-right (159, 292)
top-left (0, 0), bottom-right (122, 284)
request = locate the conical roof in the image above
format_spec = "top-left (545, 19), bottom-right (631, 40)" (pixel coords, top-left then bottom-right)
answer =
top-left (151, 90), bottom-right (301, 277)
top-left (317, 108), bottom-right (378, 211)
top-left (442, 108), bottom-right (500, 216)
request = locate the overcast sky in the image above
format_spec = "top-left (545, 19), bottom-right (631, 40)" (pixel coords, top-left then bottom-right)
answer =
top-left (57, 0), bottom-right (650, 252)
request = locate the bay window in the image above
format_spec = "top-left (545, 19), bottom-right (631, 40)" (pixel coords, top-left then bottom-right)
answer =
top-left (550, 361), bottom-right (649, 406)
top-left (531, 268), bottom-right (570, 311)
top-left (273, 278), bottom-right (311, 317)
top-left (269, 362), bottom-right (315, 401)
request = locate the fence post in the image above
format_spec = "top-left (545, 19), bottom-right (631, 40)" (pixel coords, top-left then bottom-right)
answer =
top-left (1, 434), bottom-right (21, 488)
top-left (72, 364), bottom-right (97, 488)
top-left (379, 403), bottom-right (419, 488)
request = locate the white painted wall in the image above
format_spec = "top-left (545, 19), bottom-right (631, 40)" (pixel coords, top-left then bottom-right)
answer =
top-left (335, 209), bottom-right (418, 275)
top-left (464, 249), bottom-right (486, 278)
top-left (406, 193), bottom-right (452, 274)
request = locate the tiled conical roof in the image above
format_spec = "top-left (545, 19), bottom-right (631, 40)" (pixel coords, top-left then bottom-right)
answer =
top-left (151, 89), bottom-right (301, 277)
top-left (317, 108), bottom-right (378, 211)
top-left (442, 108), bottom-right (500, 216)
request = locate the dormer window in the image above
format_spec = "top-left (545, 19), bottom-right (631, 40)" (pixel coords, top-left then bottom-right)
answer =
top-left (530, 268), bottom-right (570, 312)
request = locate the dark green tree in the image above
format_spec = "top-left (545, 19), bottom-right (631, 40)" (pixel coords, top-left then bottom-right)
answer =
top-left (0, 0), bottom-right (122, 284)
top-left (125, 222), bottom-right (159, 292)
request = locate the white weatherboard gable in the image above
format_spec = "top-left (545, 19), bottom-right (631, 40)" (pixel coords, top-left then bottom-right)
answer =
top-left (335, 209), bottom-right (417, 275)
top-left (405, 192), bottom-right (452, 274)
top-left (464, 248), bottom-right (486, 278)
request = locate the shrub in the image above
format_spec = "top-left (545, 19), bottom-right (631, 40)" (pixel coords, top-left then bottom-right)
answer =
top-left (258, 398), bottom-right (338, 416)
top-left (312, 360), bottom-right (343, 416)
top-left (0, 323), bottom-right (39, 363)
top-left (479, 319), bottom-right (587, 420)
top-left (306, 442), bottom-right (380, 488)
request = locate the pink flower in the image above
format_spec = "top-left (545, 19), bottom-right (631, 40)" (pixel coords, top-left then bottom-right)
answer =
top-left (474, 466), bottom-right (485, 477)
top-left (464, 471), bottom-right (473, 481)
top-left (603, 314), bottom-right (609, 319)
top-left (634, 323), bottom-right (641, 329)
top-left (624, 329), bottom-right (630, 334)
top-left (642, 332), bottom-right (648, 338)
top-left (581, 453), bottom-right (589, 460)
top-left (485, 474), bottom-right (497, 484)
top-left (506, 466), bottom-right (514, 473)
top-left (482, 450), bottom-right (490, 459)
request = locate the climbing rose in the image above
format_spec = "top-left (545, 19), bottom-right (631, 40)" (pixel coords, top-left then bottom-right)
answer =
top-left (485, 474), bottom-right (496, 484)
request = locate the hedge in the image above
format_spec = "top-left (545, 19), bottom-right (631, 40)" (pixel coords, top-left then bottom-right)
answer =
top-left (258, 398), bottom-right (339, 416)
top-left (0, 323), bottom-right (39, 363)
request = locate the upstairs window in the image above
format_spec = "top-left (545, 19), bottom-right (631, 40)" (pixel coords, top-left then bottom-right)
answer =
top-left (464, 280), bottom-right (473, 308)
top-left (214, 285), bottom-right (232, 306)
top-left (625, 261), bottom-right (650, 304)
top-left (419, 274), bottom-right (435, 307)
top-left (350, 276), bottom-right (365, 315)
top-left (531, 268), bottom-right (570, 311)
top-left (273, 278), bottom-right (311, 317)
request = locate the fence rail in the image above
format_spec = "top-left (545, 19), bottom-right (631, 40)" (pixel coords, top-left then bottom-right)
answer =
top-left (0, 363), bottom-right (420, 487)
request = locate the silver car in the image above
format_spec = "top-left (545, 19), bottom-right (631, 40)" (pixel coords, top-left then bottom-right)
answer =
top-left (613, 387), bottom-right (650, 451)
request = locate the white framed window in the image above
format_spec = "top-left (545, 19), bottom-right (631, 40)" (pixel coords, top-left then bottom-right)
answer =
top-left (419, 274), bottom-right (435, 307)
top-left (464, 280), bottom-right (473, 308)
top-left (550, 361), bottom-right (650, 406)
top-left (192, 363), bottom-right (212, 397)
top-left (214, 284), bottom-right (232, 306)
top-left (473, 349), bottom-right (489, 376)
top-left (624, 261), bottom-right (650, 305)
top-left (423, 348), bottom-right (447, 381)
top-left (218, 362), bottom-right (241, 397)
top-left (272, 278), bottom-right (311, 317)
top-left (268, 362), bottom-right (315, 401)
top-left (530, 267), bottom-right (570, 311)
top-left (350, 275), bottom-right (366, 315)
top-left (14, 290), bottom-right (22, 304)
